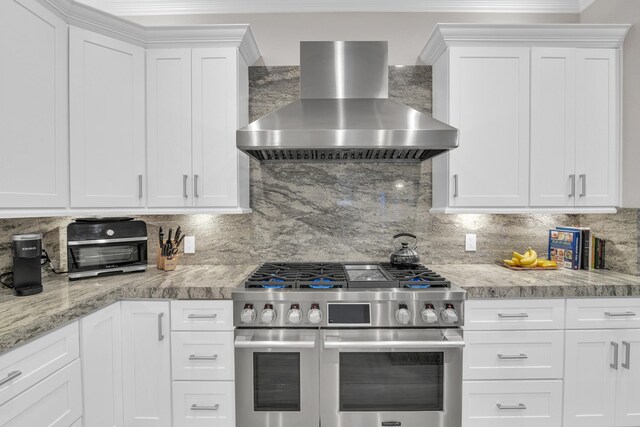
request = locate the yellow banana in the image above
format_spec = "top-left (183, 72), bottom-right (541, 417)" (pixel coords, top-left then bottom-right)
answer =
top-left (512, 252), bottom-right (525, 260)
top-left (520, 248), bottom-right (537, 265)
top-left (504, 260), bottom-right (517, 267)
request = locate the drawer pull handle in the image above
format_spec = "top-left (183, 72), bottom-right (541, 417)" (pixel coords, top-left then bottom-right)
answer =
top-left (605, 311), bottom-right (637, 317)
top-left (191, 404), bottom-right (219, 411)
top-left (498, 353), bottom-right (528, 360)
top-left (622, 341), bottom-right (631, 370)
top-left (611, 341), bottom-right (619, 370)
top-left (189, 354), bottom-right (218, 361)
top-left (498, 313), bottom-right (529, 318)
top-left (188, 314), bottom-right (218, 319)
top-left (497, 403), bottom-right (527, 410)
top-left (0, 370), bottom-right (22, 386)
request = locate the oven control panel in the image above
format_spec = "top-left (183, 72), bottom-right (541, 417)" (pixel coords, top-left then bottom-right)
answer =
top-left (233, 298), bottom-right (464, 328)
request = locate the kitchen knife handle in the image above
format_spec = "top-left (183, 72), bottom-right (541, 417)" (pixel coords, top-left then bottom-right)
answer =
top-left (611, 341), bottom-right (619, 369)
top-left (194, 174), bottom-right (199, 198)
top-left (453, 174), bottom-right (458, 198)
top-left (158, 312), bottom-right (165, 341)
top-left (580, 174), bottom-right (587, 197)
top-left (138, 174), bottom-right (143, 198)
top-left (183, 175), bottom-right (188, 198)
top-left (569, 174), bottom-right (576, 198)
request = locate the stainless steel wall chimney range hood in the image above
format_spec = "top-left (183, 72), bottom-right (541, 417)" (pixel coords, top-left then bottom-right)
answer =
top-left (236, 41), bottom-right (458, 163)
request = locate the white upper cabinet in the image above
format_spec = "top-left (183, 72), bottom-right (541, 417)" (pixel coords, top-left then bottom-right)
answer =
top-left (447, 47), bottom-right (530, 208)
top-left (422, 24), bottom-right (629, 214)
top-left (147, 47), bottom-right (250, 211)
top-left (69, 27), bottom-right (146, 208)
top-left (0, 0), bottom-right (68, 209)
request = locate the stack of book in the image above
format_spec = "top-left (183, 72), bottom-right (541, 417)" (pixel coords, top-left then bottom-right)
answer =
top-left (548, 227), bottom-right (606, 270)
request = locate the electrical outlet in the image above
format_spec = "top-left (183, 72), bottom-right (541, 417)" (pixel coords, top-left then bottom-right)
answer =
top-left (465, 234), bottom-right (477, 252)
top-left (184, 236), bottom-right (196, 254)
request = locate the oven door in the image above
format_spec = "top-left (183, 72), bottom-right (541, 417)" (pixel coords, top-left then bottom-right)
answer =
top-left (235, 329), bottom-right (320, 427)
top-left (67, 239), bottom-right (147, 278)
top-left (320, 329), bottom-right (463, 427)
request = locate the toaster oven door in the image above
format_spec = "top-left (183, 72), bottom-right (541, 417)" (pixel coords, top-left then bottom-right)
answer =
top-left (67, 239), bottom-right (147, 278)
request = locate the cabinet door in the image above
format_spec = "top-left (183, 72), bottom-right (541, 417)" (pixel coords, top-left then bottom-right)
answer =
top-left (69, 27), bottom-right (146, 208)
top-left (80, 302), bottom-right (123, 427)
top-left (448, 47), bottom-right (530, 207)
top-left (530, 48), bottom-right (576, 207)
top-left (563, 330), bottom-right (617, 427)
top-left (575, 48), bottom-right (619, 207)
top-left (615, 329), bottom-right (640, 426)
top-left (147, 49), bottom-right (193, 208)
top-left (0, 0), bottom-right (68, 208)
top-left (121, 301), bottom-right (171, 427)
top-left (192, 48), bottom-right (240, 208)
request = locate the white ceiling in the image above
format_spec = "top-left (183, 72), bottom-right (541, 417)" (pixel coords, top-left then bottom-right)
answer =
top-left (77, 0), bottom-right (598, 16)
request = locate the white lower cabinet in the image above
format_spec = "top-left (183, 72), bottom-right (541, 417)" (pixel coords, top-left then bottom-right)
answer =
top-left (172, 381), bottom-right (235, 427)
top-left (121, 301), bottom-right (172, 427)
top-left (0, 359), bottom-right (83, 427)
top-left (463, 380), bottom-right (562, 427)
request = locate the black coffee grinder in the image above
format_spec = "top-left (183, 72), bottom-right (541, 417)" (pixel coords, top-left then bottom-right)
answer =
top-left (11, 233), bottom-right (43, 296)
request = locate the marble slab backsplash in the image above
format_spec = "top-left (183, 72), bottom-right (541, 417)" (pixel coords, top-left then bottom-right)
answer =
top-left (0, 66), bottom-right (638, 276)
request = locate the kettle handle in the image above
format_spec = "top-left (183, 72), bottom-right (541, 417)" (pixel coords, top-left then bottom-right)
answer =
top-left (393, 233), bottom-right (417, 241)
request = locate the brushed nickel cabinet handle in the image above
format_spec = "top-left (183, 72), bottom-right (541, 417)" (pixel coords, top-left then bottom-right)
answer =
top-left (158, 312), bottom-right (165, 341)
top-left (138, 174), bottom-right (143, 198)
top-left (611, 341), bottom-right (619, 369)
top-left (498, 313), bottom-right (529, 318)
top-left (194, 174), bottom-right (200, 198)
top-left (497, 403), bottom-right (527, 410)
top-left (453, 174), bottom-right (459, 198)
top-left (189, 354), bottom-right (218, 361)
top-left (622, 341), bottom-right (631, 370)
top-left (605, 312), bottom-right (637, 317)
top-left (188, 314), bottom-right (217, 319)
top-left (580, 174), bottom-right (586, 197)
top-left (191, 404), bottom-right (219, 411)
top-left (569, 174), bottom-right (576, 198)
top-left (498, 353), bottom-right (528, 360)
top-left (183, 175), bottom-right (188, 198)
top-left (0, 371), bottom-right (22, 386)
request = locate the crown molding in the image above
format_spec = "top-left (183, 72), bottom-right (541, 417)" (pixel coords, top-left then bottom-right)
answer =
top-left (75, 0), bottom-right (587, 16)
top-left (420, 23), bottom-right (631, 64)
top-left (37, 0), bottom-right (262, 64)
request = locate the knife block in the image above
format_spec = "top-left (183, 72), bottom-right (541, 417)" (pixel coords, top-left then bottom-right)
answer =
top-left (156, 251), bottom-right (179, 271)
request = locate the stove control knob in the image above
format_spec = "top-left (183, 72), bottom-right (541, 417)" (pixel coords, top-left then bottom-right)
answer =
top-left (287, 305), bottom-right (303, 324)
top-left (261, 304), bottom-right (277, 323)
top-left (240, 305), bottom-right (256, 324)
top-left (308, 304), bottom-right (323, 324)
top-left (421, 307), bottom-right (439, 324)
top-left (441, 306), bottom-right (459, 324)
top-left (395, 304), bottom-right (411, 325)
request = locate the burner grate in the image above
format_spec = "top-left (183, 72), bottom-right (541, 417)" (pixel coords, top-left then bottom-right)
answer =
top-left (381, 263), bottom-right (451, 288)
top-left (245, 262), bottom-right (347, 289)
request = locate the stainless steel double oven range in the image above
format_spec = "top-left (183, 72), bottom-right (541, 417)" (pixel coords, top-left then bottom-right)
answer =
top-left (232, 262), bottom-right (466, 427)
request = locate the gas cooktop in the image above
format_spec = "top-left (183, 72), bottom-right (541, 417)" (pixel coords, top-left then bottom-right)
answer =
top-left (243, 262), bottom-right (451, 290)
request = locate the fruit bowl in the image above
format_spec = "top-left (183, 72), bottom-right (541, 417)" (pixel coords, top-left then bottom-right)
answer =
top-left (501, 248), bottom-right (559, 270)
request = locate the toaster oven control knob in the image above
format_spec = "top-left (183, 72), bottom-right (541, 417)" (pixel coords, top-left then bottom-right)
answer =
top-left (287, 305), bottom-right (303, 324)
top-left (441, 306), bottom-right (459, 324)
top-left (395, 304), bottom-right (411, 325)
top-left (421, 306), bottom-right (438, 324)
top-left (261, 304), bottom-right (277, 323)
top-left (240, 305), bottom-right (256, 324)
top-left (308, 304), bottom-right (323, 324)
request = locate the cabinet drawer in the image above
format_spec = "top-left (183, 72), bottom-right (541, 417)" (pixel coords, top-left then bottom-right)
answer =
top-left (463, 380), bottom-right (562, 427)
top-left (465, 299), bottom-right (565, 330)
top-left (0, 322), bottom-right (79, 406)
top-left (171, 331), bottom-right (234, 381)
top-left (171, 301), bottom-right (233, 331)
top-left (464, 331), bottom-right (564, 380)
top-left (172, 381), bottom-right (235, 427)
top-left (566, 298), bottom-right (640, 329)
top-left (0, 359), bottom-right (83, 427)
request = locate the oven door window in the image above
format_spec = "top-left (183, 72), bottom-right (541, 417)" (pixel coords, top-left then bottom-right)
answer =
top-left (68, 244), bottom-right (145, 271)
top-left (254, 352), bottom-right (301, 411)
top-left (339, 352), bottom-right (443, 412)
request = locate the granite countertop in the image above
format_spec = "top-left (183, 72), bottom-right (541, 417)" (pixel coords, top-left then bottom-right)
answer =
top-left (2, 262), bottom-right (640, 355)
top-left (0, 264), bottom-right (258, 354)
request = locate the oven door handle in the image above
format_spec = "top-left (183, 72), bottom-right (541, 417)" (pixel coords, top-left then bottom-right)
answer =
top-left (323, 338), bottom-right (465, 350)
top-left (235, 337), bottom-right (316, 349)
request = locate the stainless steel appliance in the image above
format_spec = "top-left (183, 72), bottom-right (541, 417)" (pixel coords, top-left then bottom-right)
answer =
top-left (236, 41), bottom-right (458, 163)
top-left (232, 262), bottom-right (465, 427)
top-left (10, 233), bottom-right (43, 296)
top-left (67, 218), bottom-right (147, 280)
